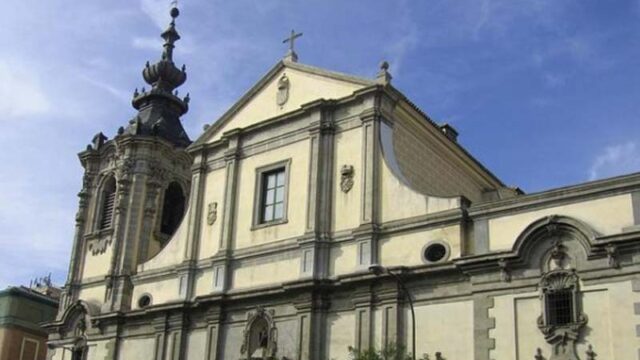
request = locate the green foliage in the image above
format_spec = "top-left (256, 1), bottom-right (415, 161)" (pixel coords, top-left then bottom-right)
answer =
top-left (347, 343), bottom-right (431, 360)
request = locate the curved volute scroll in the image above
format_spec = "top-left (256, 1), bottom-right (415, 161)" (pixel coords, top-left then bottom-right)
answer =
top-left (240, 306), bottom-right (278, 360)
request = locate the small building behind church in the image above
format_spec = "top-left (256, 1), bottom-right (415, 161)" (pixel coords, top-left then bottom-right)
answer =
top-left (45, 6), bottom-right (640, 360)
top-left (0, 276), bottom-right (59, 360)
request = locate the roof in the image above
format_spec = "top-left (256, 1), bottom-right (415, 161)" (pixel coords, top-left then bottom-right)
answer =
top-left (0, 286), bottom-right (59, 308)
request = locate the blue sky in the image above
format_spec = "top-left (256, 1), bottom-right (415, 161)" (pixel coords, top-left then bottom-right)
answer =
top-left (1, 0), bottom-right (639, 288)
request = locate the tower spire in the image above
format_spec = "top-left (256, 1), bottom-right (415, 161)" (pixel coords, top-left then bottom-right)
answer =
top-left (123, 3), bottom-right (191, 148)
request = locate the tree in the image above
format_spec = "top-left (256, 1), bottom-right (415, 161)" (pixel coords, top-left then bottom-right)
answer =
top-left (347, 343), bottom-right (431, 360)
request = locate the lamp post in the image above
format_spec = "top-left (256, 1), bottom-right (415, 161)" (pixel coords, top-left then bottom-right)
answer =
top-left (369, 264), bottom-right (416, 360)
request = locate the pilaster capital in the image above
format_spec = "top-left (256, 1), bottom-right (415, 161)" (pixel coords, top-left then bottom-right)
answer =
top-left (359, 108), bottom-right (380, 123)
top-left (293, 291), bottom-right (331, 312)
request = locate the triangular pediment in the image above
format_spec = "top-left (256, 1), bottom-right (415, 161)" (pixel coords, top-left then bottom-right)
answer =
top-left (193, 60), bottom-right (375, 145)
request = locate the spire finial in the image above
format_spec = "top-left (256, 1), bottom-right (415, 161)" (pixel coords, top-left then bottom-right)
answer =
top-left (160, 2), bottom-right (181, 62)
top-left (141, 1), bottom-right (187, 92)
top-left (376, 60), bottom-right (392, 85)
top-left (282, 29), bottom-right (303, 62)
top-left (170, 1), bottom-right (180, 21)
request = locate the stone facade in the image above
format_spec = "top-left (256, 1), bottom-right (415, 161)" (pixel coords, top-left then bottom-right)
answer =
top-left (46, 7), bottom-right (640, 360)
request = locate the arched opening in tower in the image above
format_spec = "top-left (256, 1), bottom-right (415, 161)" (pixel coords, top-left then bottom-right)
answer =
top-left (160, 182), bottom-right (185, 237)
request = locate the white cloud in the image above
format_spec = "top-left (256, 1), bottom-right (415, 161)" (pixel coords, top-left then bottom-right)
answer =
top-left (0, 60), bottom-right (50, 119)
top-left (141, 0), bottom-right (173, 30)
top-left (383, 0), bottom-right (418, 76)
top-left (132, 36), bottom-right (163, 51)
top-left (78, 74), bottom-right (131, 104)
top-left (589, 142), bottom-right (640, 181)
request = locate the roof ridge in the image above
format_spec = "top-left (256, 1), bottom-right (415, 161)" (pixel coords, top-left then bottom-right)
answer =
top-left (283, 60), bottom-right (376, 86)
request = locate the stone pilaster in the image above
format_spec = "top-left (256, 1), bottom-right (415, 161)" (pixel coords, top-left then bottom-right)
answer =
top-left (376, 284), bottom-right (404, 350)
top-left (60, 170), bottom-right (96, 313)
top-left (294, 291), bottom-right (330, 360)
top-left (166, 313), bottom-right (189, 360)
top-left (204, 307), bottom-right (223, 360)
top-left (102, 154), bottom-right (134, 312)
top-left (356, 106), bottom-right (382, 268)
top-left (352, 288), bottom-right (374, 351)
top-left (104, 154), bottom-right (138, 312)
top-left (152, 316), bottom-right (168, 360)
top-left (302, 103), bottom-right (335, 279)
top-left (358, 108), bottom-right (381, 226)
top-left (183, 156), bottom-right (208, 300)
top-left (136, 174), bottom-right (163, 265)
top-left (216, 130), bottom-right (241, 292)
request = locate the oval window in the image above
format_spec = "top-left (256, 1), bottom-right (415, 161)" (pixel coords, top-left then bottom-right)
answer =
top-left (423, 242), bottom-right (449, 263)
top-left (138, 294), bottom-right (152, 308)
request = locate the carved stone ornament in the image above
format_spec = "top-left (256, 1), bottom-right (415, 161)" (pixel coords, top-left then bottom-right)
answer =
top-left (537, 269), bottom-right (588, 360)
top-left (148, 161), bottom-right (168, 184)
top-left (117, 158), bottom-right (136, 180)
top-left (276, 73), bottom-right (290, 106)
top-left (548, 238), bottom-right (570, 270)
top-left (240, 306), bottom-right (278, 360)
top-left (87, 234), bottom-right (112, 256)
top-left (498, 258), bottom-right (511, 282)
top-left (340, 165), bottom-right (355, 193)
top-left (605, 243), bottom-right (619, 269)
top-left (207, 202), bottom-right (218, 225)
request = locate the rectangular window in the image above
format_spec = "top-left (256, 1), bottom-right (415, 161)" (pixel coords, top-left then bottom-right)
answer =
top-left (546, 290), bottom-right (573, 325)
top-left (260, 168), bottom-right (286, 223)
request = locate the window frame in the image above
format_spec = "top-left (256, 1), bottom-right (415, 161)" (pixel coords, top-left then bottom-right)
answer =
top-left (94, 175), bottom-right (117, 232)
top-left (421, 240), bottom-right (451, 264)
top-left (252, 159), bottom-right (291, 229)
top-left (538, 269), bottom-right (585, 334)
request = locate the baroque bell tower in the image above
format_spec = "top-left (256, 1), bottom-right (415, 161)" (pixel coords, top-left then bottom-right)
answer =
top-left (59, 5), bottom-right (193, 315)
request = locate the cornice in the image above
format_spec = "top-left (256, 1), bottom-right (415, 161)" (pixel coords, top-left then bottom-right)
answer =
top-left (469, 172), bottom-right (640, 218)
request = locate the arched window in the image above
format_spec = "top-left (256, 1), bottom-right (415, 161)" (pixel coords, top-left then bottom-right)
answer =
top-left (99, 176), bottom-right (116, 230)
top-left (160, 182), bottom-right (185, 236)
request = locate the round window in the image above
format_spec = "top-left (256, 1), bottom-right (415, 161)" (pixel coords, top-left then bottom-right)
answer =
top-left (138, 295), bottom-right (152, 308)
top-left (423, 242), bottom-right (449, 263)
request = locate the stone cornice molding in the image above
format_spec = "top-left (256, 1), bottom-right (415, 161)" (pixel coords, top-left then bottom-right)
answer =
top-left (470, 172), bottom-right (640, 218)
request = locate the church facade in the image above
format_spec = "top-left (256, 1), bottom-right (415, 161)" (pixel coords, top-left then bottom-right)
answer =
top-left (45, 7), bottom-right (640, 360)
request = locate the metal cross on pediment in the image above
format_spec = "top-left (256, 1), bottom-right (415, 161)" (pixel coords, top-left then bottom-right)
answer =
top-left (171, 0), bottom-right (179, 7)
top-left (282, 30), bottom-right (303, 52)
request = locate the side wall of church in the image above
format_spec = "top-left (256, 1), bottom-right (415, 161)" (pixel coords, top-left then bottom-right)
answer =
top-left (490, 279), bottom-right (640, 359)
top-left (485, 194), bottom-right (634, 251)
top-left (390, 102), bottom-right (500, 204)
